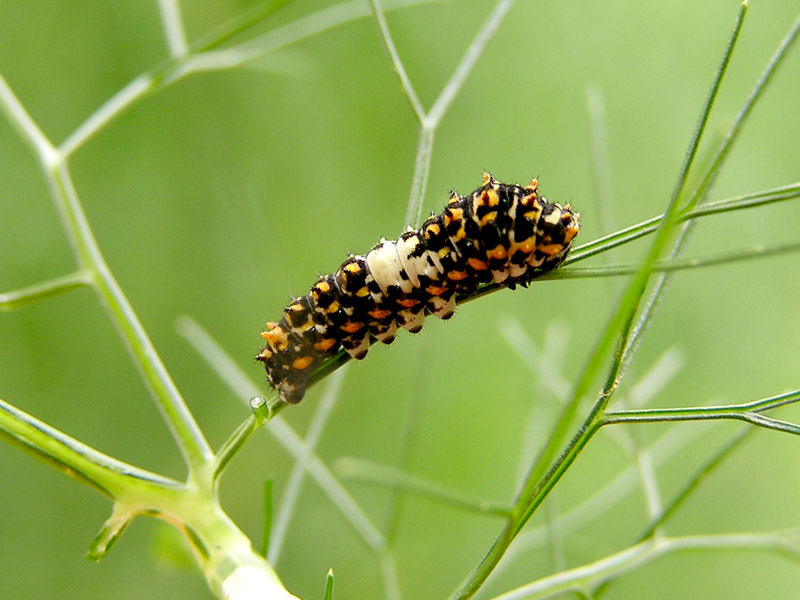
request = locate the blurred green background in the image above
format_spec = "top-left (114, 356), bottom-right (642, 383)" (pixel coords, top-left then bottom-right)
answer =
top-left (1, 1), bottom-right (799, 598)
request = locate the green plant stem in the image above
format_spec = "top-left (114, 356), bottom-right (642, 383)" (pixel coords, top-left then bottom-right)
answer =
top-left (0, 397), bottom-right (180, 496)
top-left (0, 73), bottom-right (58, 163)
top-left (497, 238), bottom-right (800, 282)
top-left (522, 0), bottom-right (747, 548)
top-left (405, 124), bottom-right (436, 228)
top-left (336, 457), bottom-right (513, 516)
top-left (603, 389), bottom-right (800, 427)
top-left (260, 478), bottom-right (274, 558)
top-left (324, 569), bottom-right (335, 600)
top-left (58, 0), bottom-right (436, 157)
top-left (568, 181), bottom-right (800, 264)
top-left (368, 0), bottom-right (426, 123)
top-left (687, 8), bottom-right (800, 211)
top-left (50, 166), bottom-right (214, 471)
top-left (636, 428), bottom-right (752, 541)
top-left (157, 0), bottom-right (189, 58)
top-left (214, 415), bottom-right (259, 480)
top-left (591, 427), bottom-right (753, 598)
top-left (0, 390), bottom-right (296, 597)
top-left (0, 270), bottom-right (93, 311)
top-left (449, 6), bottom-right (748, 598)
top-left (268, 370), bottom-right (346, 563)
top-left (488, 530), bottom-right (800, 600)
top-left (365, 0), bottom-right (517, 226)
top-left (178, 317), bottom-right (392, 562)
top-left (1, 67), bottom-right (214, 472)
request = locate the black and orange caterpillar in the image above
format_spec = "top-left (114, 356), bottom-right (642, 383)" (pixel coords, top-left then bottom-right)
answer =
top-left (257, 173), bottom-right (580, 403)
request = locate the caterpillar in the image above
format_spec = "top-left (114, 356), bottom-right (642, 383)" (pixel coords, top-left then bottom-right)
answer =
top-left (257, 173), bottom-right (580, 404)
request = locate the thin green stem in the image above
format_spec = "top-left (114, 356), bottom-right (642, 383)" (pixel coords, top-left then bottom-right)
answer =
top-left (177, 316), bottom-right (388, 557)
top-left (171, 0), bottom-right (436, 81)
top-left (469, 239), bottom-right (800, 286)
top-left (687, 8), bottom-right (800, 210)
top-left (559, 240), bottom-right (800, 279)
top-left (569, 181), bottom-right (800, 264)
top-left (59, 73), bottom-right (156, 157)
top-left (449, 6), bottom-right (749, 598)
top-left (394, 0), bottom-right (516, 226)
top-left (0, 73), bottom-right (59, 165)
top-left (1, 65), bottom-right (214, 472)
top-left (0, 397), bottom-right (180, 497)
top-left (491, 425), bottom-right (709, 579)
top-left (638, 428), bottom-right (751, 540)
top-left (368, 0), bottom-right (426, 124)
top-left (489, 531), bottom-right (800, 600)
top-left (0, 270), bottom-right (93, 312)
top-left (585, 85), bottom-right (615, 239)
top-left (603, 389), bottom-right (800, 424)
top-left (48, 165), bottom-right (214, 470)
top-left (214, 416), bottom-right (259, 481)
top-left (426, 0), bottom-right (517, 128)
top-left (59, 0), bottom-right (435, 156)
top-left (405, 125), bottom-right (436, 227)
top-left (592, 427), bottom-right (753, 598)
top-left (324, 570), bottom-right (335, 600)
top-left (157, 0), bottom-right (189, 58)
top-left (259, 478), bottom-right (274, 558)
top-left (193, 0), bottom-right (294, 52)
top-left (268, 371), bottom-right (346, 563)
top-left (337, 457), bottom-right (513, 517)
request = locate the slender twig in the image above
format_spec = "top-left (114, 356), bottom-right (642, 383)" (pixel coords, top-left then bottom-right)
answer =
top-left (489, 531), bottom-right (800, 600)
top-left (427, 0), bottom-right (517, 127)
top-left (591, 428), bottom-right (753, 598)
top-left (269, 370), bottom-right (346, 563)
top-left (687, 9), bottom-right (800, 210)
top-left (172, 0), bottom-right (437, 81)
top-left (177, 317), bottom-right (388, 552)
top-left (0, 270), bottom-right (93, 312)
top-left (0, 74), bottom-right (58, 165)
top-left (638, 428), bottom-right (751, 540)
top-left (568, 180), bottom-right (800, 264)
top-left (59, 74), bottom-right (155, 157)
top-left (603, 389), bottom-right (800, 426)
top-left (0, 397), bottom-right (181, 496)
top-left (58, 0), bottom-right (435, 157)
top-left (487, 425), bottom-right (709, 583)
top-left (0, 71), bottom-right (214, 471)
top-left (365, 0), bottom-right (518, 226)
top-left (158, 0), bottom-right (190, 59)
top-left (368, 0), bottom-right (426, 123)
top-left (449, 6), bottom-right (749, 598)
top-left (337, 457), bottom-right (513, 516)
top-left (51, 166), bottom-right (214, 470)
top-left (405, 125), bottom-right (436, 228)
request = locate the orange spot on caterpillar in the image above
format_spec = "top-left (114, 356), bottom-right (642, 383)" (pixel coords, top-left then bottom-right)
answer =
top-left (292, 356), bottom-right (314, 370)
top-left (314, 338), bottom-right (337, 351)
top-left (340, 321), bottom-right (365, 333)
top-left (489, 245), bottom-right (507, 260)
top-left (396, 298), bottom-right (420, 308)
top-left (447, 270), bottom-right (469, 281)
top-left (467, 257), bottom-right (489, 270)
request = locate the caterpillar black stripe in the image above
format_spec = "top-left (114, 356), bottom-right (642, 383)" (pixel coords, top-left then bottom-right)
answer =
top-left (257, 173), bottom-right (581, 404)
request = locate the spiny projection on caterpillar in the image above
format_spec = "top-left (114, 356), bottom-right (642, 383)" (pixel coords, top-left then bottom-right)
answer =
top-left (257, 173), bottom-right (581, 404)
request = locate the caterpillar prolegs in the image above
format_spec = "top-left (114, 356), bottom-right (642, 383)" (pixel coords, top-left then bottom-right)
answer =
top-left (257, 173), bottom-right (581, 404)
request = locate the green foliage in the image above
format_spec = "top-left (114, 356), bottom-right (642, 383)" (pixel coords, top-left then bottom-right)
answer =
top-left (1, 1), bottom-right (800, 599)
